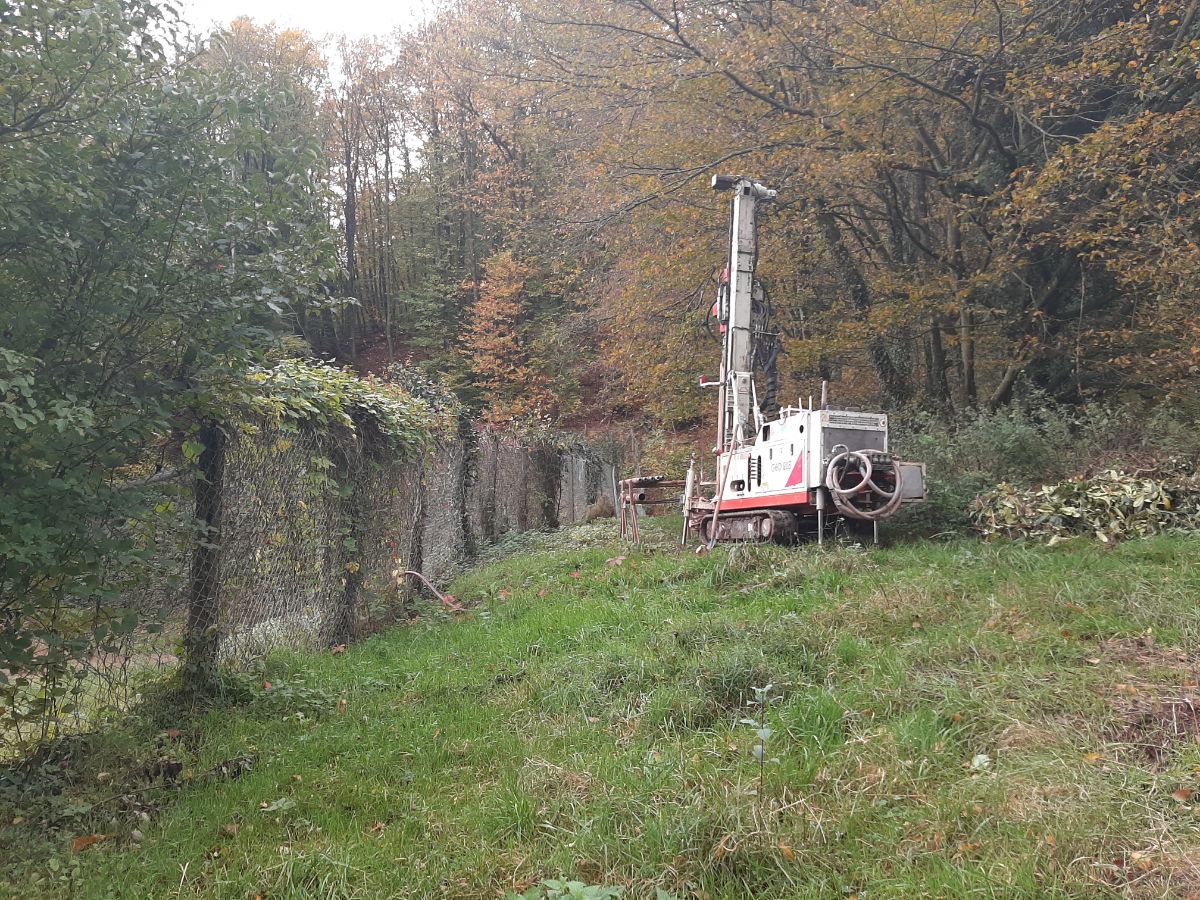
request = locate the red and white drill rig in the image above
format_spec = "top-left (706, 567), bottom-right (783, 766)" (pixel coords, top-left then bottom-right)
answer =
top-left (619, 175), bottom-right (926, 545)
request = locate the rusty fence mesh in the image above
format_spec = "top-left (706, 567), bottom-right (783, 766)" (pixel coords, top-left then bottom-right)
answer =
top-left (2, 420), bottom-right (617, 754)
top-left (215, 423), bottom-right (348, 664)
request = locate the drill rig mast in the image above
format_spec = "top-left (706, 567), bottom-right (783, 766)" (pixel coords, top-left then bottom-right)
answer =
top-left (619, 175), bottom-right (926, 545)
top-left (714, 174), bottom-right (774, 454)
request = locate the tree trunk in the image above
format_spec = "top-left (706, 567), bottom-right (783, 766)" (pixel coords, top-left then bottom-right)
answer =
top-left (815, 203), bottom-right (911, 406)
top-left (958, 305), bottom-right (977, 408)
top-left (947, 207), bottom-right (976, 408)
top-left (926, 318), bottom-right (953, 412)
top-left (182, 423), bottom-right (225, 694)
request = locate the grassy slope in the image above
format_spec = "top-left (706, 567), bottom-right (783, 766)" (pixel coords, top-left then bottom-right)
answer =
top-left (6, 521), bottom-right (1200, 899)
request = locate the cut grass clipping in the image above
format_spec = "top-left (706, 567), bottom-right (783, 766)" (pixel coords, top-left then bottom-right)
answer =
top-left (4, 519), bottom-right (1200, 898)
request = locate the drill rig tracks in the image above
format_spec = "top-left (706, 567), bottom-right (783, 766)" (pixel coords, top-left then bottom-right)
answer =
top-left (697, 508), bottom-right (799, 544)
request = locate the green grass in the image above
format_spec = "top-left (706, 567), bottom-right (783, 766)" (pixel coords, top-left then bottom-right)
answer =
top-left (6, 520), bottom-right (1200, 898)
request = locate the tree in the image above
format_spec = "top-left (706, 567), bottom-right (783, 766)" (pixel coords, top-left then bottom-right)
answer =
top-left (0, 0), bottom-right (336, 719)
top-left (464, 251), bottom-right (556, 421)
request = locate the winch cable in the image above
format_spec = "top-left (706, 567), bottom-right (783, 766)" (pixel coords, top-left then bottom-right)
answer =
top-left (825, 449), bottom-right (905, 521)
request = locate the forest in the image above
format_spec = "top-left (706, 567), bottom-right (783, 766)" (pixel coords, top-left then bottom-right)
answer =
top-left (7, 1), bottom-right (1200, 894)
top-left (3, 0), bottom-right (1200, 649)
top-left (8, 0), bottom-right (1197, 440)
top-left (242, 0), bottom-right (1200, 424)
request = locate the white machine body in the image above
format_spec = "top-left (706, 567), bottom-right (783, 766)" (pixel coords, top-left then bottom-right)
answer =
top-left (681, 175), bottom-right (926, 544)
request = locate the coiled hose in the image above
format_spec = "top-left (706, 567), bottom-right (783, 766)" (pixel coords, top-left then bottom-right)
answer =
top-left (824, 449), bottom-right (905, 522)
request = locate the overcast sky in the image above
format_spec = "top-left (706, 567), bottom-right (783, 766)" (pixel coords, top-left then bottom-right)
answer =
top-left (181, 0), bottom-right (432, 40)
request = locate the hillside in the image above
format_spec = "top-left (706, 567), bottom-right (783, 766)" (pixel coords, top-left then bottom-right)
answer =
top-left (5, 522), bottom-right (1200, 898)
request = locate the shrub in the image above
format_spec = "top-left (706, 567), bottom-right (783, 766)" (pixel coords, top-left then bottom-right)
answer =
top-left (892, 392), bottom-right (1200, 534)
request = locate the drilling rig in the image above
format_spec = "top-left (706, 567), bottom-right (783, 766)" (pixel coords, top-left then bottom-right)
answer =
top-left (619, 175), bottom-right (926, 545)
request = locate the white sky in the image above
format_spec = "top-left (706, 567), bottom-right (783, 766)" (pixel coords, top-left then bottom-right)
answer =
top-left (181, 0), bottom-right (433, 40)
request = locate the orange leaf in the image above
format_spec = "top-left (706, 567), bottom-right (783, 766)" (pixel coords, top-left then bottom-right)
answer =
top-left (1172, 788), bottom-right (1194, 803)
top-left (711, 834), bottom-right (732, 859)
top-left (778, 842), bottom-right (796, 861)
top-left (72, 834), bottom-right (107, 852)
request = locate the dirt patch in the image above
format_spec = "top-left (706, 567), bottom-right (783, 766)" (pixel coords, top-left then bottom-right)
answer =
top-left (1094, 845), bottom-right (1200, 899)
top-left (1152, 849), bottom-right (1200, 900)
top-left (1113, 697), bottom-right (1200, 766)
top-left (518, 756), bottom-right (594, 805)
top-left (996, 721), bottom-right (1064, 751)
top-left (1091, 633), bottom-right (1200, 766)
top-left (1098, 634), bottom-right (1200, 672)
top-left (350, 336), bottom-right (432, 376)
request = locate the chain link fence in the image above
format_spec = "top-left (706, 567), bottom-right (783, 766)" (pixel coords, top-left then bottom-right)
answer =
top-left (2, 420), bottom-right (617, 754)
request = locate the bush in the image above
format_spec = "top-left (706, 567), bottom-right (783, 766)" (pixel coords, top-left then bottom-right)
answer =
top-left (633, 427), bottom-right (694, 479)
top-left (891, 392), bottom-right (1200, 534)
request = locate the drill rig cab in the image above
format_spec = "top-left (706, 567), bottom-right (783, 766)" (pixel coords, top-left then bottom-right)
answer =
top-left (619, 175), bottom-right (926, 545)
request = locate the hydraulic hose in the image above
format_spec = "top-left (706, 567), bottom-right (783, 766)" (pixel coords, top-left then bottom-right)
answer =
top-left (824, 450), bottom-right (905, 522)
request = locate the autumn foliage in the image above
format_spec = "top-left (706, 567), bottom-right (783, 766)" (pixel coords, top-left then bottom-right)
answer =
top-left (464, 252), bottom-right (556, 422)
top-left (222, 0), bottom-right (1200, 425)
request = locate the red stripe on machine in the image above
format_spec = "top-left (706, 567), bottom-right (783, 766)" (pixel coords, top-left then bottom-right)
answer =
top-left (720, 491), bottom-right (810, 511)
top-left (784, 456), bottom-right (804, 487)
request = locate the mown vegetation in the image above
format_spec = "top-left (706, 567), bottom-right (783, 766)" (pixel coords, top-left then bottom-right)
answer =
top-left (4, 520), bottom-right (1200, 898)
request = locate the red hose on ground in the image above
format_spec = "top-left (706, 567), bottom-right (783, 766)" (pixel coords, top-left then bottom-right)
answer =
top-left (401, 570), bottom-right (464, 611)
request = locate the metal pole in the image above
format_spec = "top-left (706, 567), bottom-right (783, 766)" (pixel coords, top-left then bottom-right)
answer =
top-left (681, 455), bottom-right (696, 547)
top-left (816, 486), bottom-right (827, 547)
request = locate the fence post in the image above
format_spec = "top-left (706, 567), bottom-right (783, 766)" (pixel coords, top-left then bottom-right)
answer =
top-left (538, 444), bottom-right (561, 528)
top-left (182, 422), bottom-right (225, 694)
top-left (325, 435), bottom-right (365, 645)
